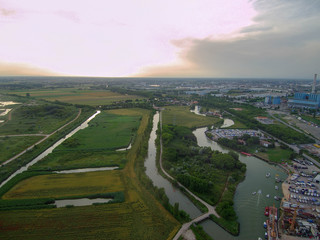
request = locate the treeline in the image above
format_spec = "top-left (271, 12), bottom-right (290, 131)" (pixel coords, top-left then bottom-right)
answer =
top-left (99, 102), bottom-right (153, 110)
top-left (177, 174), bottom-right (212, 194)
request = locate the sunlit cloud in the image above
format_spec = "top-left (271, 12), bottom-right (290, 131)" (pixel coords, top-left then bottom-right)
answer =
top-left (0, 0), bottom-right (256, 77)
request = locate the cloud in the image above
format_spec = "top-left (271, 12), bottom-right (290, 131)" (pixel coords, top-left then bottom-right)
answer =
top-left (0, 62), bottom-right (58, 76)
top-left (140, 0), bottom-right (320, 78)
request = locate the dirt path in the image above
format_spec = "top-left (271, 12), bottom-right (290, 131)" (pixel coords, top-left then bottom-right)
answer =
top-left (158, 111), bottom-right (220, 240)
top-left (1, 109), bottom-right (82, 166)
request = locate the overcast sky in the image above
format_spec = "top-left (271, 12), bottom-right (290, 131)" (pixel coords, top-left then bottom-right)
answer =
top-left (0, 0), bottom-right (319, 78)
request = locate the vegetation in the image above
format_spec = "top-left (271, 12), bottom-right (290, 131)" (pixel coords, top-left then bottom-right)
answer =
top-left (0, 107), bottom-right (95, 184)
top-left (5, 88), bottom-right (145, 106)
top-left (161, 124), bottom-right (245, 229)
top-left (2, 171), bottom-right (125, 200)
top-left (190, 224), bottom-right (214, 240)
top-left (0, 136), bottom-right (43, 164)
top-left (163, 105), bottom-right (220, 128)
top-left (210, 214), bottom-right (239, 236)
top-left (0, 108), bottom-right (180, 239)
top-left (0, 102), bottom-right (79, 135)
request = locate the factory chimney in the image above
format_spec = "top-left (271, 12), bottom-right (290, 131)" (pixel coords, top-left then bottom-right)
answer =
top-left (312, 74), bottom-right (317, 94)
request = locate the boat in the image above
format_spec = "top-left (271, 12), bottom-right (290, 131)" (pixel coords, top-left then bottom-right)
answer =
top-left (266, 194), bottom-right (270, 198)
top-left (263, 221), bottom-right (267, 228)
top-left (252, 191), bottom-right (257, 195)
top-left (274, 196), bottom-right (280, 201)
top-left (266, 172), bottom-right (271, 178)
top-left (275, 185), bottom-right (278, 190)
top-left (240, 152), bottom-right (252, 156)
top-left (264, 206), bottom-right (269, 216)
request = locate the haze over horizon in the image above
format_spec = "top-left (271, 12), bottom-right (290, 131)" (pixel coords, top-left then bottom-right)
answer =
top-left (0, 0), bottom-right (319, 79)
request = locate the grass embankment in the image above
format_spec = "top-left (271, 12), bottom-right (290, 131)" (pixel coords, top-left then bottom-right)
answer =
top-left (190, 224), bottom-right (214, 240)
top-left (163, 106), bottom-right (220, 128)
top-left (0, 108), bottom-right (179, 240)
top-left (30, 111), bottom-right (140, 171)
top-left (0, 136), bottom-right (43, 164)
top-left (7, 88), bottom-right (145, 106)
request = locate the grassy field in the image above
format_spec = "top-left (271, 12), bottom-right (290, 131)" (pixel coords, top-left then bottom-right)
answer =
top-left (0, 108), bottom-right (180, 239)
top-left (58, 111), bottom-right (140, 151)
top-left (225, 119), bottom-right (248, 129)
top-left (6, 88), bottom-right (145, 106)
top-left (30, 110), bottom-right (140, 171)
top-left (0, 103), bottom-right (79, 135)
top-left (2, 171), bottom-right (124, 199)
top-left (255, 146), bottom-right (293, 163)
top-left (163, 106), bottom-right (220, 128)
top-left (0, 136), bottom-right (43, 163)
top-left (30, 151), bottom-right (127, 171)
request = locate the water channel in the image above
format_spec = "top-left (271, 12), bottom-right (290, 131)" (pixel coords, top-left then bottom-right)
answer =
top-left (53, 198), bottom-right (111, 208)
top-left (145, 112), bottom-right (288, 240)
top-left (0, 110), bottom-right (101, 188)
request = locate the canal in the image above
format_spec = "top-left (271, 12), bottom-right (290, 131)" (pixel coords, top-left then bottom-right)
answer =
top-left (145, 112), bottom-right (288, 240)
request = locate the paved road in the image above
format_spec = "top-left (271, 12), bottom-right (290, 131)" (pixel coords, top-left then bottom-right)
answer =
top-left (268, 110), bottom-right (320, 144)
top-left (1, 109), bottom-right (82, 166)
top-left (158, 111), bottom-right (220, 240)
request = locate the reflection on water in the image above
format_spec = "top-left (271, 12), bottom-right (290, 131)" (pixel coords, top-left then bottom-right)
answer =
top-left (193, 127), bottom-right (287, 240)
top-left (221, 119), bottom-right (234, 128)
top-left (0, 111), bottom-right (101, 188)
top-left (144, 112), bottom-right (202, 219)
top-left (54, 166), bottom-right (118, 174)
top-left (54, 198), bottom-right (111, 208)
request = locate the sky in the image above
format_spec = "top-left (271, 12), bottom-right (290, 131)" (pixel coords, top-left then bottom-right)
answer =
top-left (0, 0), bottom-right (319, 78)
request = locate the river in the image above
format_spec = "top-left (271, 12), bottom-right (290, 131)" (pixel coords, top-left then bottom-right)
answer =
top-left (145, 112), bottom-right (288, 240)
top-left (0, 110), bottom-right (101, 188)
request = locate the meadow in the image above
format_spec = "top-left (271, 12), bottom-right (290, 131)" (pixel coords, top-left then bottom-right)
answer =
top-left (163, 105), bottom-right (220, 128)
top-left (6, 88), bottom-right (145, 106)
top-left (30, 110), bottom-right (140, 171)
top-left (255, 146), bottom-right (293, 163)
top-left (2, 171), bottom-right (125, 199)
top-left (0, 136), bottom-right (43, 164)
top-left (0, 102), bottom-right (79, 135)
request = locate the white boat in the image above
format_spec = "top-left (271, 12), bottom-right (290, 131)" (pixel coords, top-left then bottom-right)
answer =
top-left (266, 194), bottom-right (270, 198)
top-left (275, 186), bottom-right (278, 190)
top-left (252, 192), bottom-right (257, 195)
top-left (266, 172), bottom-right (271, 178)
top-left (274, 196), bottom-right (280, 201)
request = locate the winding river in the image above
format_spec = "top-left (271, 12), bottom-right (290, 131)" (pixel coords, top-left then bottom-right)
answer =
top-left (0, 110), bottom-right (101, 188)
top-left (145, 112), bottom-right (287, 240)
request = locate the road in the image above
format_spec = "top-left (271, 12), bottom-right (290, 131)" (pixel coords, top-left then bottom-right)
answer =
top-left (1, 109), bottom-right (82, 166)
top-left (158, 111), bottom-right (219, 240)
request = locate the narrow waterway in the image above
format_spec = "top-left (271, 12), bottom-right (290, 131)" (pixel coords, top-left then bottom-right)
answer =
top-left (145, 111), bottom-right (288, 240)
top-left (0, 110), bottom-right (101, 188)
top-left (53, 198), bottom-right (111, 208)
top-left (144, 112), bottom-right (202, 219)
top-left (194, 127), bottom-right (288, 240)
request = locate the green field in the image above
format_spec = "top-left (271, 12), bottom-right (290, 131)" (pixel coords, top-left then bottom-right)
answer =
top-left (0, 103), bottom-right (79, 135)
top-left (58, 111), bottom-right (140, 151)
top-left (0, 136), bottom-right (43, 163)
top-left (6, 88), bottom-right (145, 106)
top-left (163, 106), bottom-right (220, 128)
top-left (30, 110), bottom-right (140, 171)
top-left (255, 146), bottom-right (293, 163)
top-left (30, 151), bottom-right (127, 171)
top-left (2, 171), bottom-right (124, 199)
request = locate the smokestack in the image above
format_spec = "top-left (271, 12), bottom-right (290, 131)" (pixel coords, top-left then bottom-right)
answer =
top-left (312, 74), bottom-right (317, 94)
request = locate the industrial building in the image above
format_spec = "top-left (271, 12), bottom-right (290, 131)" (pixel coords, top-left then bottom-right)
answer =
top-left (288, 93), bottom-right (320, 109)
